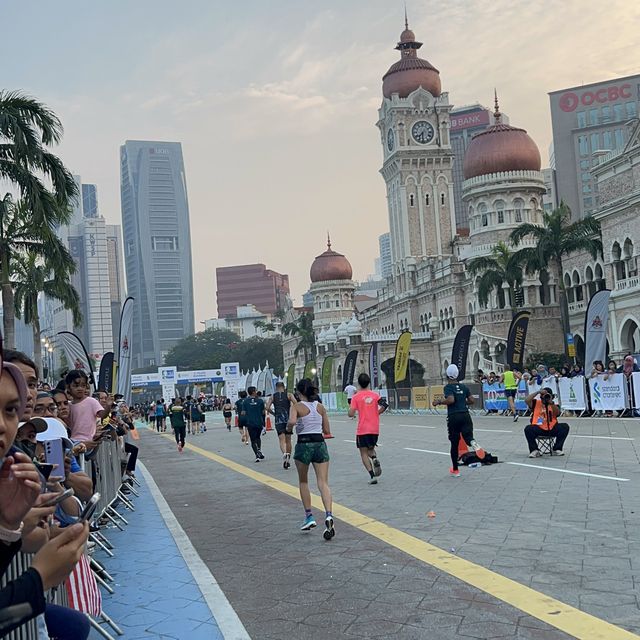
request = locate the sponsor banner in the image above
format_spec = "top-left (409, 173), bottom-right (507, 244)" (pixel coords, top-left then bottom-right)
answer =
top-left (225, 380), bottom-right (239, 403)
top-left (158, 366), bottom-right (177, 383)
top-left (58, 331), bottom-right (96, 387)
top-left (98, 352), bottom-right (115, 393)
top-left (342, 351), bottom-right (358, 389)
top-left (396, 387), bottom-right (412, 410)
top-left (176, 369), bottom-right (223, 383)
top-left (264, 369), bottom-right (275, 396)
top-left (451, 325), bottom-right (472, 380)
top-left (303, 360), bottom-right (316, 382)
top-left (589, 373), bottom-right (627, 411)
top-left (450, 108), bottom-right (490, 131)
top-left (540, 375), bottom-right (559, 398)
top-left (325, 392), bottom-right (337, 411)
top-left (429, 385), bottom-right (446, 407)
top-left (221, 362), bottom-right (240, 379)
top-left (256, 368), bottom-right (267, 394)
top-left (321, 356), bottom-right (334, 393)
top-left (584, 290), bottom-right (611, 369)
top-left (506, 311), bottom-right (530, 369)
top-left (394, 332), bottom-right (412, 384)
top-left (161, 383), bottom-right (175, 401)
top-left (482, 381), bottom-right (529, 411)
top-left (369, 343), bottom-right (380, 388)
top-left (336, 392), bottom-right (349, 411)
top-left (286, 363), bottom-right (296, 393)
top-left (412, 386), bottom-right (430, 410)
top-left (557, 376), bottom-right (587, 411)
top-left (633, 372), bottom-right (640, 409)
top-left (116, 296), bottom-right (134, 403)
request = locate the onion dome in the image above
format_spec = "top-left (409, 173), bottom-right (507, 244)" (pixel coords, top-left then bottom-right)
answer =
top-left (347, 314), bottom-right (362, 335)
top-left (325, 324), bottom-right (337, 344)
top-left (337, 321), bottom-right (349, 340)
top-left (382, 17), bottom-right (441, 99)
top-left (316, 327), bottom-right (327, 346)
top-left (310, 235), bottom-right (353, 283)
top-left (463, 92), bottom-right (541, 180)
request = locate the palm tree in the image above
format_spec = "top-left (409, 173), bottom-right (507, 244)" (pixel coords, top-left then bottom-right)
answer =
top-left (282, 310), bottom-right (316, 363)
top-left (253, 319), bottom-right (276, 333)
top-left (0, 196), bottom-right (76, 347)
top-left (13, 251), bottom-right (82, 375)
top-left (467, 241), bottom-right (525, 311)
top-left (510, 201), bottom-right (602, 353)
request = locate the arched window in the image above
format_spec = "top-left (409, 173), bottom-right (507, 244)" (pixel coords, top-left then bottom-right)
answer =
top-left (409, 194), bottom-right (415, 207)
top-left (612, 242), bottom-right (626, 281)
top-left (573, 270), bottom-right (583, 301)
top-left (495, 199), bottom-right (505, 224)
top-left (624, 238), bottom-right (634, 259)
top-left (479, 203), bottom-right (488, 227)
top-left (514, 198), bottom-right (524, 223)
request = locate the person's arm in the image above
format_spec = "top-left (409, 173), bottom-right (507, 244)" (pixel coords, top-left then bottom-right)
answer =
top-left (550, 403), bottom-right (560, 418)
top-left (524, 392), bottom-right (538, 409)
top-left (347, 396), bottom-right (357, 418)
top-left (465, 388), bottom-right (475, 406)
top-left (318, 403), bottom-right (330, 436)
top-left (286, 403), bottom-right (298, 431)
top-left (0, 568), bottom-right (47, 634)
top-left (265, 398), bottom-right (274, 416)
top-left (433, 393), bottom-right (455, 407)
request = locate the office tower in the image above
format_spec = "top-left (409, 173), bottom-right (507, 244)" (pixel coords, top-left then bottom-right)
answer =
top-left (378, 233), bottom-right (392, 278)
top-left (106, 225), bottom-right (126, 343)
top-left (82, 183), bottom-right (98, 218)
top-left (549, 75), bottom-right (640, 217)
top-left (216, 264), bottom-right (289, 319)
top-left (120, 140), bottom-right (195, 368)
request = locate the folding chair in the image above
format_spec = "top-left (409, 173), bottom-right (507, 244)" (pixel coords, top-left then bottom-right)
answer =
top-left (536, 435), bottom-right (556, 455)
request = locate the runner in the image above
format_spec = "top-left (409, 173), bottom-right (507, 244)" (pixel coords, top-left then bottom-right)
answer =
top-left (184, 395), bottom-right (197, 436)
top-left (235, 390), bottom-right (248, 444)
top-left (241, 386), bottom-right (266, 462)
top-left (266, 382), bottom-right (296, 469)
top-left (344, 382), bottom-right (357, 418)
top-left (222, 397), bottom-right (233, 431)
top-left (154, 399), bottom-right (164, 432)
top-left (500, 364), bottom-right (520, 421)
top-left (197, 398), bottom-right (207, 433)
top-left (169, 397), bottom-right (187, 453)
top-left (348, 373), bottom-right (388, 484)
top-left (287, 378), bottom-right (334, 538)
top-left (432, 364), bottom-right (484, 477)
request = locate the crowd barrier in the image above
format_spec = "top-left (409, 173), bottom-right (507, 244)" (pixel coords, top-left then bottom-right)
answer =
top-left (1, 438), bottom-right (133, 639)
top-left (323, 372), bottom-right (640, 415)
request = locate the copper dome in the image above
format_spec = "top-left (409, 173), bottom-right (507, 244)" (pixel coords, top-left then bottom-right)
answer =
top-left (382, 24), bottom-right (441, 99)
top-left (310, 238), bottom-right (353, 283)
top-left (463, 100), bottom-right (541, 180)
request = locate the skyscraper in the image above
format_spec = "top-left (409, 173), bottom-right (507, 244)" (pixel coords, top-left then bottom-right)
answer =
top-left (378, 233), bottom-right (392, 278)
top-left (120, 140), bottom-right (195, 368)
top-left (82, 183), bottom-right (98, 218)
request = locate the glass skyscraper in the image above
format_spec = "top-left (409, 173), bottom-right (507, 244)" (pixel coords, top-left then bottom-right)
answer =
top-left (120, 140), bottom-right (195, 368)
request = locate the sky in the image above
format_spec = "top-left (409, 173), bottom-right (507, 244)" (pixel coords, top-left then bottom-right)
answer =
top-left (3, 0), bottom-right (638, 324)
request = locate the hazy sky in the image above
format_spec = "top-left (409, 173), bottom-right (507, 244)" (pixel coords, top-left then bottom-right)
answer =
top-left (3, 0), bottom-right (638, 323)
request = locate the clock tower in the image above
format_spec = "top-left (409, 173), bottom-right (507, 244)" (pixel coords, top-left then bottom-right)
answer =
top-left (378, 19), bottom-right (456, 283)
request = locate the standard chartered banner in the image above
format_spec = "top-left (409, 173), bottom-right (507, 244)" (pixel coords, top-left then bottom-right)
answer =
top-left (633, 373), bottom-right (640, 409)
top-left (557, 376), bottom-right (587, 411)
top-left (589, 373), bottom-right (627, 411)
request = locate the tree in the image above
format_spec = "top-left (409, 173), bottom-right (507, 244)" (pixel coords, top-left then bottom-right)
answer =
top-left (282, 311), bottom-right (315, 362)
top-left (235, 337), bottom-right (284, 375)
top-left (253, 319), bottom-right (276, 333)
top-left (467, 241), bottom-right (526, 312)
top-left (510, 201), bottom-right (602, 353)
top-left (0, 92), bottom-right (78, 346)
top-left (13, 251), bottom-right (81, 375)
top-left (164, 328), bottom-right (241, 370)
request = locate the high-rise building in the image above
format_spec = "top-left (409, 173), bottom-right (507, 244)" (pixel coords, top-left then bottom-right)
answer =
top-left (549, 75), bottom-right (640, 218)
top-left (449, 103), bottom-right (509, 231)
top-left (82, 183), bottom-right (98, 218)
top-left (106, 224), bottom-right (126, 343)
top-left (378, 233), bottom-right (392, 278)
top-left (120, 140), bottom-right (195, 368)
top-left (216, 264), bottom-right (289, 319)
top-left (542, 168), bottom-right (557, 213)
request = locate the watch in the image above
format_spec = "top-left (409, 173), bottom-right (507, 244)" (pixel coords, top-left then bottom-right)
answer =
top-left (0, 522), bottom-right (24, 543)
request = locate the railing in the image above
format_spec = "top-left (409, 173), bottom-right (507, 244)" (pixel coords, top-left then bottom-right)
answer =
top-left (362, 331), bottom-right (432, 342)
top-left (615, 275), bottom-right (640, 292)
top-left (568, 300), bottom-right (586, 313)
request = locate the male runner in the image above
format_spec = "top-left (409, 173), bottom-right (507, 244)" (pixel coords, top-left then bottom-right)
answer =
top-left (235, 390), bottom-right (248, 444)
top-left (432, 364), bottom-right (484, 477)
top-left (242, 386), bottom-right (266, 462)
top-left (266, 381), bottom-right (296, 469)
top-left (348, 373), bottom-right (388, 484)
top-left (499, 365), bottom-right (520, 421)
top-left (169, 397), bottom-right (187, 453)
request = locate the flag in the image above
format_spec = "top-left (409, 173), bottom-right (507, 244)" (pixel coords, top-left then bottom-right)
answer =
top-left (98, 352), bottom-right (115, 393)
top-left (321, 356), bottom-right (334, 393)
top-left (584, 289), bottom-right (611, 368)
top-left (264, 369), bottom-right (275, 396)
top-left (65, 553), bottom-right (102, 616)
top-left (506, 311), bottom-right (531, 369)
top-left (303, 360), bottom-right (316, 380)
top-left (57, 331), bottom-right (96, 387)
top-left (450, 325), bottom-right (472, 380)
top-left (369, 343), bottom-right (380, 388)
top-left (116, 296), bottom-right (134, 403)
top-left (342, 351), bottom-right (358, 389)
top-left (256, 367), bottom-right (267, 394)
top-left (286, 363), bottom-right (295, 393)
top-left (394, 331), bottom-right (412, 384)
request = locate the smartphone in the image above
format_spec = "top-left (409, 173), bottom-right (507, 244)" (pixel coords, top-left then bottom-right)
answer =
top-left (34, 461), bottom-right (55, 481)
top-left (43, 439), bottom-right (65, 477)
top-left (41, 488), bottom-right (75, 507)
top-left (78, 492), bottom-right (101, 523)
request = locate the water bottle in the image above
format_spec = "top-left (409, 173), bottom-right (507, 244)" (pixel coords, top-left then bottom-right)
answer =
top-left (468, 462), bottom-right (482, 469)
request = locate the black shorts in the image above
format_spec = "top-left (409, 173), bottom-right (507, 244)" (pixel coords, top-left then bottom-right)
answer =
top-left (447, 412), bottom-right (473, 443)
top-left (356, 434), bottom-right (378, 449)
top-left (223, 411), bottom-right (232, 418)
top-left (505, 389), bottom-right (517, 398)
top-left (275, 422), bottom-right (290, 436)
top-left (347, 398), bottom-right (352, 405)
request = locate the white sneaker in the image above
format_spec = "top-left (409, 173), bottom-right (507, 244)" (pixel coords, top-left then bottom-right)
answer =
top-left (528, 450), bottom-right (542, 458)
top-left (552, 450), bottom-right (565, 456)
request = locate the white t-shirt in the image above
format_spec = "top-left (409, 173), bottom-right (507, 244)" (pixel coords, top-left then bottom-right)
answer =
top-left (344, 384), bottom-right (357, 399)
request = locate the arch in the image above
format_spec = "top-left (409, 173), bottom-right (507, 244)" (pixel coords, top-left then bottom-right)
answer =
top-left (573, 334), bottom-right (585, 365)
top-left (409, 193), bottom-right (415, 207)
top-left (514, 197), bottom-right (524, 223)
top-left (494, 199), bottom-right (505, 224)
top-left (620, 317), bottom-right (640, 353)
top-left (472, 351), bottom-right (480, 373)
top-left (595, 263), bottom-right (604, 280)
top-left (494, 343), bottom-right (507, 365)
top-left (585, 265), bottom-right (594, 282)
top-left (623, 237), bottom-right (634, 259)
top-left (563, 273), bottom-right (572, 288)
top-left (572, 270), bottom-right (580, 286)
top-left (611, 241), bottom-right (622, 262)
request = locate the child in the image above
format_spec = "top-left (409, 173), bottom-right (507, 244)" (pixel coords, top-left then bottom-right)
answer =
top-left (66, 370), bottom-right (111, 444)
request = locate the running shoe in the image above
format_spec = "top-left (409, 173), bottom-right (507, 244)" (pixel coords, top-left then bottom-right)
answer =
top-left (300, 514), bottom-right (317, 531)
top-left (528, 450), bottom-right (542, 458)
top-left (258, 451), bottom-right (265, 460)
top-left (470, 440), bottom-right (485, 460)
top-left (283, 453), bottom-right (290, 469)
top-left (372, 457), bottom-right (382, 477)
top-left (178, 444), bottom-right (183, 454)
top-left (552, 450), bottom-right (565, 456)
top-left (449, 467), bottom-right (460, 477)
top-left (255, 457), bottom-right (261, 463)
top-left (513, 414), bottom-right (519, 422)
top-left (323, 516), bottom-right (335, 540)
top-left (369, 476), bottom-right (378, 485)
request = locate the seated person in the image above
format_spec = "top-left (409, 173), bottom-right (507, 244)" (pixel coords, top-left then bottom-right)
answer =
top-left (524, 387), bottom-right (570, 457)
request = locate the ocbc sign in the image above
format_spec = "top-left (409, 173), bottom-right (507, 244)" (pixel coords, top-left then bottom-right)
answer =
top-left (559, 84), bottom-right (633, 112)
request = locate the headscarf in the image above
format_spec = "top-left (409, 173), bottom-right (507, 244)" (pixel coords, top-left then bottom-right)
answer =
top-left (623, 355), bottom-right (635, 377)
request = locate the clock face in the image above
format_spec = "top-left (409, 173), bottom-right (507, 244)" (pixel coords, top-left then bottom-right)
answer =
top-left (387, 128), bottom-right (395, 151)
top-left (411, 120), bottom-right (435, 144)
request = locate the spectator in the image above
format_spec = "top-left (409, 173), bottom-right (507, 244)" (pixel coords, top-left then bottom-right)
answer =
top-left (559, 366), bottom-right (571, 378)
top-left (570, 363), bottom-right (584, 377)
top-left (617, 354), bottom-right (639, 378)
top-left (66, 370), bottom-right (111, 443)
top-left (590, 361), bottom-right (605, 377)
top-left (4, 350), bottom-right (39, 419)
top-left (33, 391), bottom-right (58, 418)
top-left (606, 359), bottom-right (617, 374)
top-left (524, 387), bottom-right (570, 457)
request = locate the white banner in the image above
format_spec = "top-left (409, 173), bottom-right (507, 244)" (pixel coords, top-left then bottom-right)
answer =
top-left (116, 297), bottom-right (135, 403)
top-left (589, 373), bottom-right (627, 411)
top-left (225, 380), bottom-right (239, 403)
top-left (540, 375), bottom-right (559, 398)
top-left (557, 376), bottom-right (587, 411)
top-left (221, 362), bottom-right (241, 379)
top-left (632, 372), bottom-right (640, 410)
top-left (585, 290), bottom-right (611, 370)
top-left (158, 366), bottom-right (177, 384)
top-left (161, 384), bottom-right (175, 402)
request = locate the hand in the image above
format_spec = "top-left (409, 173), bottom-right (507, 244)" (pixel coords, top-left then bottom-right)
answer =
top-left (432, 400), bottom-right (438, 407)
top-left (23, 504), bottom-right (56, 536)
top-left (31, 522), bottom-right (89, 590)
top-left (0, 453), bottom-right (42, 529)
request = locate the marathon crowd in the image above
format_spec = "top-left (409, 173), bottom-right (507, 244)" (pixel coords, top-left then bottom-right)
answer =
top-left (0, 346), bottom-right (139, 639)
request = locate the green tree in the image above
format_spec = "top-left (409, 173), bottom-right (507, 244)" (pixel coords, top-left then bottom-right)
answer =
top-left (467, 241), bottom-right (525, 311)
top-left (282, 310), bottom-right (315, 362)
top-left (510, 202), bottom-right (602, 353)
top-left (0, 92), bottom-right (78, 347)
top-left (253, 319), bottom-right (276, 333)
top-left (13, 251), bottom-right (81, 376)
top-left (164, 328), bottom-right (242, 370)
top-left (235, 337), bottom-right (284, 375)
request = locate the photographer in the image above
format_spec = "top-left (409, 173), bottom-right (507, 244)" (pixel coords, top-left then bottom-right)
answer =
top-left (524, 387), bottom-right (570, 457)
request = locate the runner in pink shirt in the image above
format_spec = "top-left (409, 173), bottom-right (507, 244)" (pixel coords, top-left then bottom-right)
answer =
top-left (348, 373), bottom-right (388, 484)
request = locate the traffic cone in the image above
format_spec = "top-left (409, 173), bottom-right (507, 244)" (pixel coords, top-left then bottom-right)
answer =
top-left (458, 435), bottom-right (469, 457)
top-left (235, 416), bottom-right (239, 428)
top-left (266, 417), bottom-right (273, 432)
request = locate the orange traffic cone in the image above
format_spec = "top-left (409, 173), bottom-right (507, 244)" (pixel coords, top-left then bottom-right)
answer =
top-left (458, 434), bottom-right (469, 457)
top-left (235, 416), bottom-right (239, 428)
top-left (265, 417), bottom-right (273, 432)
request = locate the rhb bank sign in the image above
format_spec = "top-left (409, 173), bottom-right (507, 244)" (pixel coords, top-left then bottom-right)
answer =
top-left (558, 82), bottom-right (636, 113)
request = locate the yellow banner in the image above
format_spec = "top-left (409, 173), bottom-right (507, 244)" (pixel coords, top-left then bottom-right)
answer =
top-left (429, 385), bottom-right (446, 406)
top-left (412, 386), bottom-right (430, 410)
top-left (394, 331), bottom-right (412, 383)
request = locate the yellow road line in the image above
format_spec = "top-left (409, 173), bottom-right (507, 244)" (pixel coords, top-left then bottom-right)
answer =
top-left (155, 433), bottom-right (639, 640)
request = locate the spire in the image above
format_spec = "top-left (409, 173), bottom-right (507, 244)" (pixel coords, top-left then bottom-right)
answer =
top-left (493, 88), bottom-right (502, 124)
top-left (404, 2), bottom-right (409, 29)
top-left (327, 231), bottom-right (332, 250)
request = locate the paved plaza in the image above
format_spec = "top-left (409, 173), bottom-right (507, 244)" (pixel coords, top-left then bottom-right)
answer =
top-left (138, 411), bottom-right (640, 639)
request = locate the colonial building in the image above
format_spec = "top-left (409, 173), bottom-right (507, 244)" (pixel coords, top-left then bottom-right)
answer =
top-left (284, 22), bottom-right (564, 388)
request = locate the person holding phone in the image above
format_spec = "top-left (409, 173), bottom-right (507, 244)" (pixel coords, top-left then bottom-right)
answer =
top-left (524, 387), bottom-right (570, 457)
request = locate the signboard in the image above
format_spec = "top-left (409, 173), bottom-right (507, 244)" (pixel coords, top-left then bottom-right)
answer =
top-left (558, 83), bottom-right (634, 112)
top-left (632, 372), bottom-right (640, 410)
top-left (588, 373), bottom-right (627, 411)
top-left (221, 362), bottom-right (240, 379)
top-left (225, 379), bottom-right (239, 403)
top-left (450, 108), bottom-right (490, 131)
top-left (567, 333), bottom-right (576, 358)
top-left (158, 366), bottom-right (177, 383)
top-left (557, 376), bottom-right (587, 411)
